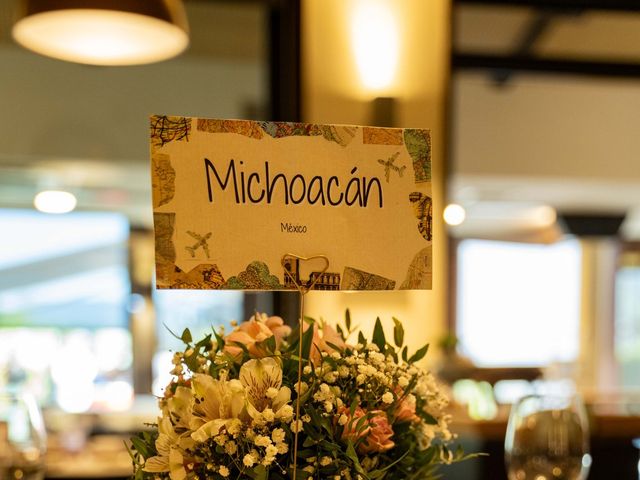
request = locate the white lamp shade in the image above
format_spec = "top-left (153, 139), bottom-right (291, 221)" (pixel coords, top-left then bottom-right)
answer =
top-left (12, 0), bottom-right (189, 66)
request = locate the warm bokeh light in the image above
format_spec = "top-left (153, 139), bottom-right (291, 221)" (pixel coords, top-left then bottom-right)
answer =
top-left (350, 0), bottom-right (399, 92)
top-left (12, 9), bottom-right (188, 66)
top-left (33, 190), bottom-right (77, 214)
top-left (443, 203), bottom-right (466, 226)
top-left (530, 205), bottom-right (558, 227)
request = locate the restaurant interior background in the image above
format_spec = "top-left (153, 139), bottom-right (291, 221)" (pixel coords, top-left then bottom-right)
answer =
top-left (0, 0), bottom-right (639, 479)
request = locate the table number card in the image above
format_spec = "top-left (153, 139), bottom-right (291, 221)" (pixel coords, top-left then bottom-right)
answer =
top-left (151, 116), bottom-right (433, 291)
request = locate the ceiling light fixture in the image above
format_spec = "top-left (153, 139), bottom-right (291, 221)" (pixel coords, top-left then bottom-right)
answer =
top-left (12, 0), bottom-right (189, 66)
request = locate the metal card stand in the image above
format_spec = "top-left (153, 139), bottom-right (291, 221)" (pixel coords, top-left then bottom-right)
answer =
top-left (280, 253), bottom-right (330, 480)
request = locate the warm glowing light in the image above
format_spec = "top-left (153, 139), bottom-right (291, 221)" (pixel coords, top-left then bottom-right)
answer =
top-left (530, 205), bottom-right (557, 228)
top-left (33, 190), bottom-right (77, 214)
top-left (351, 0), bottom-right (399, 92)
top-left (444, 203), bottom-right (466, 226)
top-left (12, 9), bottom-right (188, 66)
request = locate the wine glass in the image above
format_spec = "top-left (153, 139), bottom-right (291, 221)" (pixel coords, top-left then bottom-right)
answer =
top-left (0, 391), bottom-right (47, 480)
top-left (505, 394), bottom-right (591, 480)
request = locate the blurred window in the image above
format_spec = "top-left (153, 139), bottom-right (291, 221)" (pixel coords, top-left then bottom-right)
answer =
top-left (456, 239), bottom-right (582, 367)
top-left (0, 209), bottom-right (132, 412)
top-left (615, 249), bottom-right (640, 388)
top-left (151, 289), bottom-right (244, 397)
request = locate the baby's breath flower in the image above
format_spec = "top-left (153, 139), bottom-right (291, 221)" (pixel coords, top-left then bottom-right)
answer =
top-left (320, 456), bottom-right (332, 467)
top-left (271, 428), bottom-right (286, 443)
top-left (290, 419), bottom-right (303, 433)
top-left (227, 418), bottom-right (241, 436)
top-left (262, 408), bottom-right (275, 422)
top-left (254, 435), bottom-right (271, 447)
top-left (324, 371), bottom-right (338, 383)
top-left (218, 466), bottom-right (230, 477)
top-left (265, 444), bottom-right (278, 460)
top-left (382, 391), bottom-right (394, 404)
top-left (243, 454), bottom-right (256, 467)
top-left (277, 404), bottom-right (294, 421)
top-left (295, 382), bottom-right (308, 395)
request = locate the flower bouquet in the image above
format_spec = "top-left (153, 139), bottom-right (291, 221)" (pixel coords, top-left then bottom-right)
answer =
top-left (129, 312), bottom-right (469, 480)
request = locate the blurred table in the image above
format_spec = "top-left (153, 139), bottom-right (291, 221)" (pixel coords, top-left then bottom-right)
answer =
top-left (46, 435), bottom-right (132, 480)
top-left (449, 406), bottom-right (640, 480)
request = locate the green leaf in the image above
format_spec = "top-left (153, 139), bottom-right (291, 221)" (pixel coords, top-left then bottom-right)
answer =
top-left (230, 340), bottom-right (249, 355)
top-left (325, 341), bottom-right (344, 352)
top-left (195, 333), bottom-right (212, 350)
top-left (253, 465), bottom-right (268, 480)
top-left (300, 321), bottom-right (315, 360)
top-left (212, 327), bottom-right (225, 351)
top-left (345, 308), bottom-right (352, 331)
top-left (349, 398), bottom-right (358, 416)
top-left (392, 317), bottom-right (404, 347)
top-left (130, 435), bottom-right (153, 459)
top-left (264, 334), bottom-right (276, 353)
top-left (401, 346), bottom-right (408, 362)
top-left (409, 343), bottom-right (429, 363)
top-left (358, 331), bottom-right (367, 346)
top-left (345, 441), bottom-right (368, 478)
top-left (372, 317), bottom-right (386, 352)
top-left (181, 328), bottom-right (192, 344)
top-left (423, 412), bottom-right (438, 425)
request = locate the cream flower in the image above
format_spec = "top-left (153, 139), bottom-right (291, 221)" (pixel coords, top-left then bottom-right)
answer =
top-left (143, 417), bottom-right (193, 480)
top-left (240, 357), bottom-right (292, 422)
top-left (189, 374), bottom-right (248, 442)
top-left (162, 386), bottom-right (193, 431)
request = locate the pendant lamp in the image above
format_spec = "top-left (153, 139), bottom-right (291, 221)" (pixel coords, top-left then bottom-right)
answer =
top-left (12, 0), bottom-right (189, 66)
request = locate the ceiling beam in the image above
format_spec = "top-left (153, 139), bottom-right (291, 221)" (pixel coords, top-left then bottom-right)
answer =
top-left (454, 0), bottom-right (640, 12)
top-left (491, 9), bottom-right (558, 84)
top-left (453, 53), bottom-right (640, 79)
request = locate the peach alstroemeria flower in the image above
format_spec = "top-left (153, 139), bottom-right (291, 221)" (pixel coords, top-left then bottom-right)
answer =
top-left (306, 321), bottom-right (346, 365)
top-left (260, 314), bottom-right (291, 344)
top-left (224, 313), bottom-right (291, 358)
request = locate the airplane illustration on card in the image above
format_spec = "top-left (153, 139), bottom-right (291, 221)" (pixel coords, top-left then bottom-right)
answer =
top-left (185, 230), bottom-right (212, 258)
top-left (377, 151), bottom-right (406, 182)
